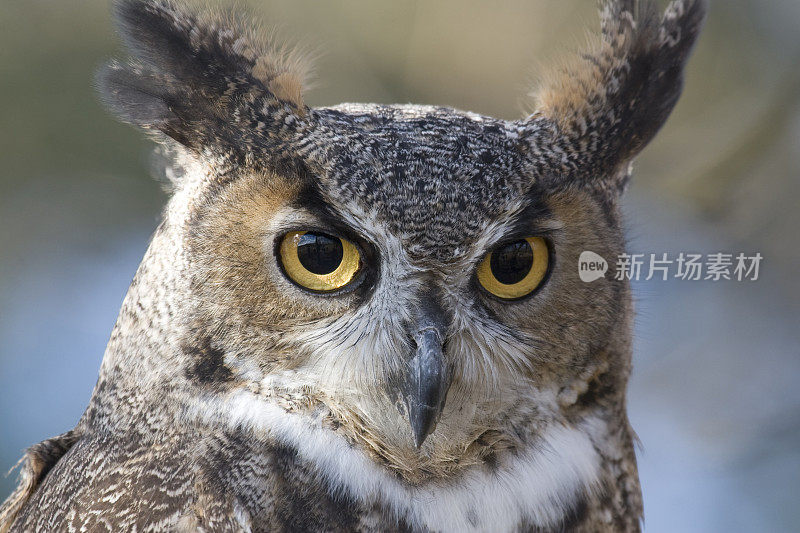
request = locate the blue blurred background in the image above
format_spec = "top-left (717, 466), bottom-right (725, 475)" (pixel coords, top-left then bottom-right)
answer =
top-left (1, 1), bottom-right (798, 531)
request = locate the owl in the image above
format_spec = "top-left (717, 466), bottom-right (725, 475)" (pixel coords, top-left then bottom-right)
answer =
top-left (0, 0), bottom-right (705, 531)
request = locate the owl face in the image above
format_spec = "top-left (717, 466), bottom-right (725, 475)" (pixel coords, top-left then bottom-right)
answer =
top-left (180, 103), bottom-right (628, 475)
top-left (100, 0), bottom-right (704, 481)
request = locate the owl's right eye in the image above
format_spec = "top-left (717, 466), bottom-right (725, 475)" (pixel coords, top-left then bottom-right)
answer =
top-left (278, 231), bottom-right (362, 293)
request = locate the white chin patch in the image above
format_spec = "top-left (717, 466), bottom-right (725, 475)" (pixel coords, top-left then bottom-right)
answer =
top-left (190, 390), bottom-right (602, 532)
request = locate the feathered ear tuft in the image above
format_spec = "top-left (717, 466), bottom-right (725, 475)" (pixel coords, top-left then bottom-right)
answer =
top-left (97, 0), bottom-right (313, 158)
top-left (520, 0), bottom-right (706, 194)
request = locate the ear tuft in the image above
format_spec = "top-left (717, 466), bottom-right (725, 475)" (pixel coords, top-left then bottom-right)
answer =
top-left (269, 72), bottom-right (305, 113)
top-left (521, 0), bottom-right (706, 192)
top-left (98, 0), bottom-right (313, 156)
top-left (96, 60), bottom-right (175, 128)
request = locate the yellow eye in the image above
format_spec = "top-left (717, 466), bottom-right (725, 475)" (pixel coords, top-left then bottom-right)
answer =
top-left (279, 231), bottom-right (361, 292)
top-left (477, 237), bottom-right (550, 300)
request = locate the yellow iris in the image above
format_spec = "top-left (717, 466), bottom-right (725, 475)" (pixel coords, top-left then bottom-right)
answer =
top-left (477, 237), bottom-right (549, 299)
top-left (279, 231), bottom-right (361, 292)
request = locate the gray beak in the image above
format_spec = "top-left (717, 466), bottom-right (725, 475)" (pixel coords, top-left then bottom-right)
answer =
top-left (401, 307), bottom-right (450, 448)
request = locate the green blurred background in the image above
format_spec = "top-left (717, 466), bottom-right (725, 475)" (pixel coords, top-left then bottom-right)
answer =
top-left (1, 1), bottom-right (799, 531)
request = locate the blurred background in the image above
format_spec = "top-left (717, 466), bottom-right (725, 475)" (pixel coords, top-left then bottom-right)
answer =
top-left (1, 1), bottom-right (798, 531)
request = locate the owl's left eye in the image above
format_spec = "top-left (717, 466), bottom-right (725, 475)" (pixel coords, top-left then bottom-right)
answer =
top-left (278, 231), bottom-right (362, 292)
top-left (477, 237), bottom-right (550, 300)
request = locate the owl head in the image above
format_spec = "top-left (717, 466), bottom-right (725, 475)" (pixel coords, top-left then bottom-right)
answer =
top-left (96, 0), bottom-right (704, 482)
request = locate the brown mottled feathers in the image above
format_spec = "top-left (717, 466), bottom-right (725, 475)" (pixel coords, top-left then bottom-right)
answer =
top-left (7, 431), bottom-right (374, 532)
top-left (1, 0), bottom-right (705, 531)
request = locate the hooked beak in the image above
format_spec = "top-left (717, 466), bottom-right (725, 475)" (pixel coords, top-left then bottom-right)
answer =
top-left (401, 308), bottom-right (450, 448)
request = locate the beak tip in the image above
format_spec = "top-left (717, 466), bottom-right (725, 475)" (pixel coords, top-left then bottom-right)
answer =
top-left (407, 402), bottom-right (438, 449)
top-left (400, 313), bottom-right (451, 450)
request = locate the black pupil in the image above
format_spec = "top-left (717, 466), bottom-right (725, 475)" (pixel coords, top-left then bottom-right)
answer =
top-left (490, 240), bottom-right (533, 285)
top-left (296, 233), bottom-right (344, 275)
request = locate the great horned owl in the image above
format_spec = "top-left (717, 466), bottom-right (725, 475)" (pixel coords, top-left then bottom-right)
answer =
top-left (0, 0), bottom-right (705, 531)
